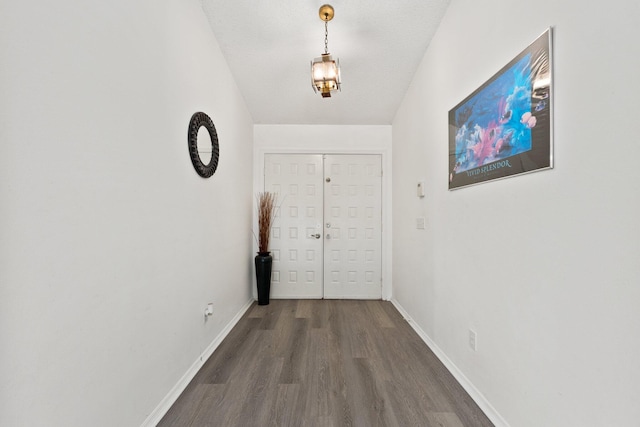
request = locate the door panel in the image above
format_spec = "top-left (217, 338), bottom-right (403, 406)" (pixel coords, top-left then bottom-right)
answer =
top-left (323, 155), bottom-right (382, 299)
top-left (265, 154), bottom-right (324, 298)
top-left (264, 153), bottom-right (382, 299)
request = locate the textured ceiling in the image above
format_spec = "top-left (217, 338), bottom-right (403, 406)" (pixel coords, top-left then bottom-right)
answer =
top-left (201, 0), bottom-right (451, 125)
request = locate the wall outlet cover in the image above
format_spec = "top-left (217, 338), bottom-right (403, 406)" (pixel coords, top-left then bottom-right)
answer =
top-left (469, 329), bottom-right (477, 351)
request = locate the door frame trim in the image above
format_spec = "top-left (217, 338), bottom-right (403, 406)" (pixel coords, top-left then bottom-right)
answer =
top-left (254, 144), bottom-right (392, 301)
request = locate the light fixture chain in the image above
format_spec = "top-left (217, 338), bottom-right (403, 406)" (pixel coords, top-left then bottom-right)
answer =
top-left (324, 21), bottom-right (329, 54)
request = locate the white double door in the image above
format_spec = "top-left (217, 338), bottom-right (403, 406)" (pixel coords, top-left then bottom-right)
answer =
top-left (264, 154), bottom-right (382, 299)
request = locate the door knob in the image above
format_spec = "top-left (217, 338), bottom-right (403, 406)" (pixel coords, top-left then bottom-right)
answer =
top-left (309, 233), bottom-right (321, 239)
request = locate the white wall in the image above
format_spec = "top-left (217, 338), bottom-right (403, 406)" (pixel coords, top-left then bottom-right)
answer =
top-left (254, 125), bottom-right (393, 299)
top-left (0, 1), bottom-right (254, 426)
top-left (392, 0), bottom-right (640, 426)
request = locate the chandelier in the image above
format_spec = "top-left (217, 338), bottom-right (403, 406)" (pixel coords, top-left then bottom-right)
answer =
top-left (311, 4), bottom-right (341, 98)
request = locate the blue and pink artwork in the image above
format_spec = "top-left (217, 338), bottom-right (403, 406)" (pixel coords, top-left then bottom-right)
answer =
top-left (448, 29), bottom-right (552, 190)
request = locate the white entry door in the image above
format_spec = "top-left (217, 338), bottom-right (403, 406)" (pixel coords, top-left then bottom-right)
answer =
top-left (323, 155), bottom-right (382, 299)
top-left (265, 154), bottom-right (324, 298)
top-left (264, 154), bottom-right (382, 299)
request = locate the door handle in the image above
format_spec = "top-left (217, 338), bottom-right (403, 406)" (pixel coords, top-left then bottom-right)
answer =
top-left (309, 233), bottom-right (321, 239)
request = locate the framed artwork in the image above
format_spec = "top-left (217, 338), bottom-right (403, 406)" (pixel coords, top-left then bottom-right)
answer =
top-left (448, 28), bottom-right (553, 190)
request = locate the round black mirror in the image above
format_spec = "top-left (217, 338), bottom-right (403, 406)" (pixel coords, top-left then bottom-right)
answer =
top-left (187, 112), bottom-right (219, 178)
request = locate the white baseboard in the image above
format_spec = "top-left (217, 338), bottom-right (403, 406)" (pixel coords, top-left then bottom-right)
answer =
top-left (140, 298), bottom-right (255, 427)
top-left (390, 299), bottom-right (510, 427)
top-left (269, 295), bottom-right (323, 299)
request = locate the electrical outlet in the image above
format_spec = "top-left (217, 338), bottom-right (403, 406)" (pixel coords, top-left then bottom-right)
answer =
top-left (416, 217), bottom-right (426, 229)
top-left (469, 329), bottom-right (477, 351)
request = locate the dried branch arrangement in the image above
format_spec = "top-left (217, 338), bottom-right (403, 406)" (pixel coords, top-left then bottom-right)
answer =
top-left (256, 192), bottom-right (277, 253)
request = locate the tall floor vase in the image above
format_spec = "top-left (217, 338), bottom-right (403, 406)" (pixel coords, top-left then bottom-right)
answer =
top-left (254, 252), bottom-right (273, 305)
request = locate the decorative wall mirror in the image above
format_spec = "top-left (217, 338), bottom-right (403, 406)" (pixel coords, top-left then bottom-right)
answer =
top-left (187, 112), bottom-right (220, 178)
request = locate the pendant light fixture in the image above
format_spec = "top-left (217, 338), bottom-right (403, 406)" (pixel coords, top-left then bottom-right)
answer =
top-left (311, 4), bottom-right (341, 98)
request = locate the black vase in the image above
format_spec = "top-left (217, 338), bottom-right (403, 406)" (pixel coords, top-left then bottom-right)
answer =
top-left (254, 252), bottom-right (273, 305)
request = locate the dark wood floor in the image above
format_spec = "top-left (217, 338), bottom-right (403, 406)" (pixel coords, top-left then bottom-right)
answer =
top-left (158, 300), bottom-right (493, 427)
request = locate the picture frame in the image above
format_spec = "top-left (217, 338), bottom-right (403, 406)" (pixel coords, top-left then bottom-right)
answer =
top-left (448, 28), bottom-right (553, 190)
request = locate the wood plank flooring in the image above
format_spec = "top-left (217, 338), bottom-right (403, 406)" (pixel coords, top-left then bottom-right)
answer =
top-left (158, 300), bottom-right (493, 427)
